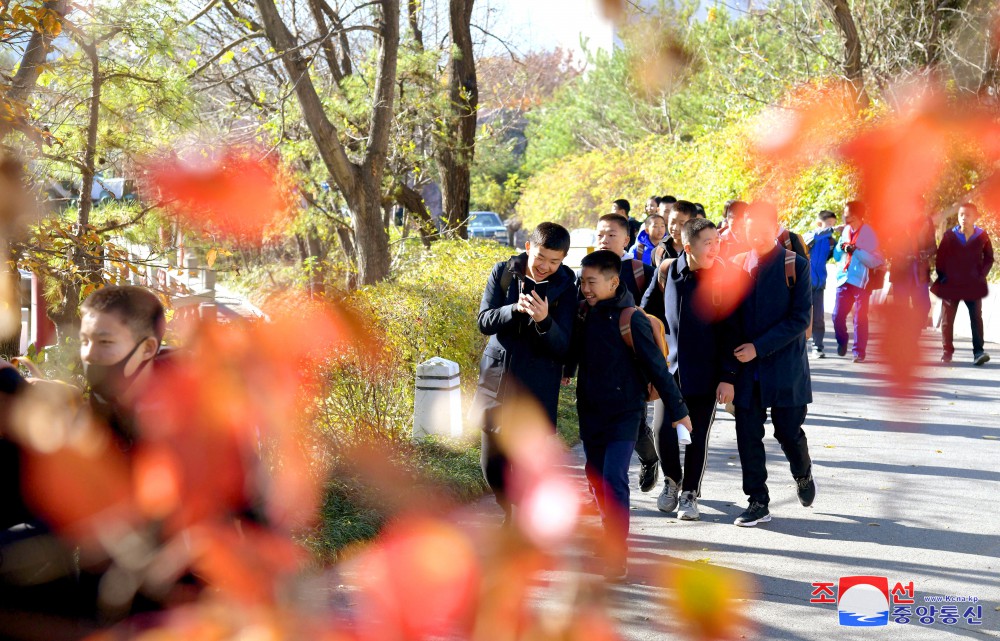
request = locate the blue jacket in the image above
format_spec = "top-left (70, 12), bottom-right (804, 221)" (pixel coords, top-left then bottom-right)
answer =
top-left (569, 287), bottom-right (689, 444)
top-left (834, 224), bottom-right (883, 289)
top-left (731, 243), bottom-right (813, 408)
top-left (627, 229), bottom-right (656, 266)
top-left (805, 227), bottom-right (836, 289)
top-left (473, 253), bottom-right (578, 428)
top-left (641, 252), bottom-right (740, 396)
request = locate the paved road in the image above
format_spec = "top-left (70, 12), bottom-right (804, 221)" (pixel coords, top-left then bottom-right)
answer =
top-left (495, 328), bottom-right (1000, 639)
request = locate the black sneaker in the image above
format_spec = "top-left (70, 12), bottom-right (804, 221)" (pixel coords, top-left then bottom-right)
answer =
top-left (817, 348), bottom-right (826, 359)
top-left (795, 474), bottom-right (817, 507)
top-left (837, 343), bottom-right (847, 357)
top-left (974, 352), bottom-right (991, 366)
top-left (734, 501), bottom-right (771, 527)
top-left (639, 460), bottom-right (659, 493)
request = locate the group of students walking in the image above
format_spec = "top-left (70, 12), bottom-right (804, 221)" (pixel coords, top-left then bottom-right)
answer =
top-left (474, 196), bottom-right (994, 581)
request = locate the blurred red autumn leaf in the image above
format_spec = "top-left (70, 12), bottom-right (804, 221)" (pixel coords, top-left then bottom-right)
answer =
top-left (143, 148), bottom-right (293, 242)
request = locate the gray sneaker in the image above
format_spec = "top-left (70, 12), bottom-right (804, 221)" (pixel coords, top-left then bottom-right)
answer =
top-left (657, 477), bottom-right (680, 513)
top-left (677, 491), bottom-right (700, 521)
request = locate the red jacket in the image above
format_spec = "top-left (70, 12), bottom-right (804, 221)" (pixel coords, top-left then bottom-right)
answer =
top-left (931, 227), bottom-right (994, 301)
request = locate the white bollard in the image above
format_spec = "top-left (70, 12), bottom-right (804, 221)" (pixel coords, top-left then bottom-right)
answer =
top-left (413, 357), bottom-right (462, 439)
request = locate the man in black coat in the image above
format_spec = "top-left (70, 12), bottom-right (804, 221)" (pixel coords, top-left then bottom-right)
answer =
top-left (730, 203), bottom-right (817, 527)
top-left (473, 223), bottom-right (578, 524)
top-left (641, 218), bottom-right (740, 521)
top-left (592, 213), bottom-right (660, 493)
top-left (570, 250), bottom-right (691, 580)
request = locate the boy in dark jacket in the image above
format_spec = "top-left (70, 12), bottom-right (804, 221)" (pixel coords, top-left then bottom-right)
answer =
top-left (641, 218), bottom-right (739, 521)
top-left (931, 203), bottom-right (994, 365)
top-left (473, 223), bottom-right (578, 524)
top-left (592, 213), bottom-right (660, 492)
top-left (572, 250), bottom-right (691, 580)
top-left (730, 203), bottom-right (816, 527)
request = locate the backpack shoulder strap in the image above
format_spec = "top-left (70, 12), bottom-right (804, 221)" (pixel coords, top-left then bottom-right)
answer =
top-left (619, 307), bottom-right (638, 352)
top-left (499, 263), bottom-right (513, 295)
top-left (778, 228), bottom-right (793, 250)
top-left (630, 258), bottom-right (646, 293)
top-left (577, 300), bottom-right (590, 323)
top-left (656, 257), bottom-right (676, 291)
top-left (783, 249), bottom-right (797, 288)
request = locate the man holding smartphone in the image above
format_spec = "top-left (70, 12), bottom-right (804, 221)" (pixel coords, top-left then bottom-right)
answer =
top-left (472, 223), bottom-right (578, 526)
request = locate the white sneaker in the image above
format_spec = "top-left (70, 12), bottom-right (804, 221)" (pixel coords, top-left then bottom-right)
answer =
top-left (657, 477), bottom-right (680, 513)
top-left (677, 491), bottom-right (700, 521)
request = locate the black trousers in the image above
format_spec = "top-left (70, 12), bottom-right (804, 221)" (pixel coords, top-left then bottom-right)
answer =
top-left (480, 410), bottom-right (512, 514)
top-left (940, 298), bottom-right (985, 356)
top-left (734, 385), bottom-right (811, 505)
top-left (811, 286), bottom-right (826, 351)
top-left (635, 413), bottom-right (658, 466)
top-left (654, 394), bottom-right (718, 494)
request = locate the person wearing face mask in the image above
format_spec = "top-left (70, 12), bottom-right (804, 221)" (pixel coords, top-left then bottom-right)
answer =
top-left (78, 285), bottom-right (168, 448)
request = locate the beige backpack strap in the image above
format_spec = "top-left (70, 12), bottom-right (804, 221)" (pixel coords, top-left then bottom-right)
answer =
top-left (619, 307), bottom-right (637, 351)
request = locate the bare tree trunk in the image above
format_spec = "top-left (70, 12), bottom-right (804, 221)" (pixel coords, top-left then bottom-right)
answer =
top-left (821, 0), bottom-right (871, 108)
top-left (254, 0), bottom-right (399, 286)
top-left (436, 0), bottom-right (478, 239)
top-left (395, 183), bottom-right (437, 248)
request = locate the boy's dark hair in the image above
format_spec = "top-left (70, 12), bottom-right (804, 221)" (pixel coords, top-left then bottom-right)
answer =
top-left (958, 202), bottom-right (979, 214)
top-left (612, 198), bottom-right (631, 214)
top-left (580, 250), bottom-right (622, 279)
top-left (671, 200), bottom-right (699, 219)
top-left (660, 195), bottom-right (677, 204)
top-left (598, 213), bottom-right (630, 234)
top-left (81, 285), bottom-right (167, 343)
top-left (845, 200), bottom-right (867, 217)
top-left (681, 217), bottom-right (717, 245)
top-left (746, 201), bottom-right (779, 226)
top-left (819, 210), bottom-right (837, 221)
top-left (528, 222), bottom-right (571, 253)
top-left (694, 203), bottom-right (706, 218)
top-left (644, 213), bottom-right (665, 228)
top-left (650, 195), bottom-right (661, 204)
top-left (725, 200), bottom-right (749, 220)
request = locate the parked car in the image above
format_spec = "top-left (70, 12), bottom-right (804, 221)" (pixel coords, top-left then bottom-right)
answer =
top-left (468, 211), bottom-right (509, 245)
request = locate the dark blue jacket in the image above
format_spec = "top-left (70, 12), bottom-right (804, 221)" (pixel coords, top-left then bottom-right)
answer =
top-left (641, 253), bottom-right (740, 396)
top-left (731, 243), bottom-right (813, 408)
top-left (569, 287), bottom-right (688, 444)
top-left (473, 253), bottom-right (578, 428)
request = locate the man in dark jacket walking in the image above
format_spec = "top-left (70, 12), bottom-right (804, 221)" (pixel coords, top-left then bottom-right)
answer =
top-left (641, 218), bottom-right (740, 521)
top-left (473, 223), bottom-right (578, 523)
top-left (592, 213), bottom-right (660, 492)
top-left (571, 250), bottom-right (691, 580)
top-left (931, 203), bottom-right (994, 365)
top-left (730, 203), bottom-right (817, 527)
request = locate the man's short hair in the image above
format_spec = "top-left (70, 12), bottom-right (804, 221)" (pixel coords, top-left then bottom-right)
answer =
top-left (644, 213), bottom-right (665, 228)
top-left (693, 203), bottom-right (706, 218)
top-left (580, 249), bottom-right (621, 278)
top-left (819, 210), bottom-right (837, 221)
top-left (81, 285), bottom-right (167, 343)
top-left (671, 200), bottom-right (699, 219)
top-left (650, 195), bottom-right (661, 205)
top-left (681, 217), bottom-right (717, 245)
top-left (845, 200), bottom-right (867, 217)
top-left (612, 198), bottom-right (631, 214)
top-left (598, 213), bottom-right (630, 234)
top-left (958, 202), bottom-right (979, 214)
top-left (528, 222), bottom-right (571, 253)
top-left (726, 200), bottom-right (749, 220)
top-left (745, 201), bottom-right (779, 227)
top-left (660, 195), bottom-right (677, 204)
